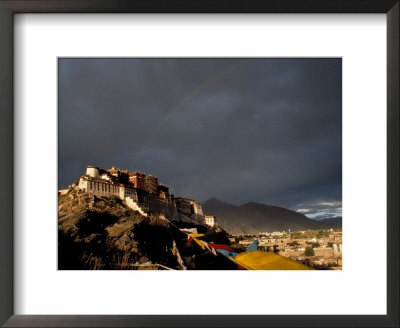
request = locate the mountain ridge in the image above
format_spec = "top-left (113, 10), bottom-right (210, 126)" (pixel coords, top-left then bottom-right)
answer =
top-left (316, 216), bottom-right (342, 227)
top-left (202, 198), bottom-right (338, 234)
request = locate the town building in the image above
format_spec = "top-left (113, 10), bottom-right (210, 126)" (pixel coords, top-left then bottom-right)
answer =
top-left (313, 247), bottom-right (334, 258)
top-left (333, 243), bottom-right (343, 256)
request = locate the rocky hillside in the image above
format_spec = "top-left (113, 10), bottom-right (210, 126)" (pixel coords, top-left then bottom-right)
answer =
top-left (58, 188), bottom-right (234, 270)
top-left (202, 198), bottom-right (332, 234)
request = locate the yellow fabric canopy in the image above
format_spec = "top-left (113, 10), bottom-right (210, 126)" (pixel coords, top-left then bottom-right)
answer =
top-left (233, 251), bottom-right (313, 270)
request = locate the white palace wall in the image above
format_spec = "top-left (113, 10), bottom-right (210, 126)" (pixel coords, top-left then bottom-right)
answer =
top-left (78, 176), bottom-right (138, 201)
top-left (78, 176), bottom-right (179, 220)
top-left (78, 170), bottom-right (207, 225)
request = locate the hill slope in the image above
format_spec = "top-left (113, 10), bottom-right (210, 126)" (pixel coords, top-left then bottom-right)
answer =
top-left (317, 216), bottom-right (342, 227)
top-left (58, 189), bottom-right (235, 270)
top-left (202, 198), bottom-right (332, 234)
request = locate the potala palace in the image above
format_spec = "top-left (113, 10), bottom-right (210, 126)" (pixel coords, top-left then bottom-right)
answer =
top-left (67, 165), bottom-right (216, 227)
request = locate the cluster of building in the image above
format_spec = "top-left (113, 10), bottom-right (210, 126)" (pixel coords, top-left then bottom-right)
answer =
top-left (230, 230), bottom-right (343, 270)
top-left (280, 230), bottom-right (342, 269)
top-left (76, 165), bottom-right (217, 227)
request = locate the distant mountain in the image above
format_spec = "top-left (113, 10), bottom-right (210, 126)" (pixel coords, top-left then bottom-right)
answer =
top-left (202, 198), bottom-right (332, 234)
top-left (317, 216), bottom-right (342, 227)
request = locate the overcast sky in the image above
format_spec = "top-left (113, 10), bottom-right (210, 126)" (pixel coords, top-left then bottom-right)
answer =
top-left (58, 58), bottom-right (342, 217)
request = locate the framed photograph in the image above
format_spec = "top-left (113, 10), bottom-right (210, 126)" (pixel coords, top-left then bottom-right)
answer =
top-left (0, 0), bottom-right (398, 327)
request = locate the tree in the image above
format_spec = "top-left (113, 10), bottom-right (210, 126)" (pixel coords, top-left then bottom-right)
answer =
top-left (304, 247), bottom-right (315, 256)
top-left (291, 232), bottom-right (303, 239)
top-left (317, 229), bottom-right (329, 238)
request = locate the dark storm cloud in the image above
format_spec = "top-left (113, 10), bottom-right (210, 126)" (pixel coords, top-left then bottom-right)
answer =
top-left (58, 58), bottom-right (342, 213)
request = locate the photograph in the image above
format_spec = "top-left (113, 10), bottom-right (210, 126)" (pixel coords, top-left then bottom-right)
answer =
top-left (58, 58), bottom-right (342, 271)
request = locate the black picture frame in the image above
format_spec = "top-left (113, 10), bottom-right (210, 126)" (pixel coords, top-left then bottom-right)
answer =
top-left (0, 1), bottom-right (398, 327)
